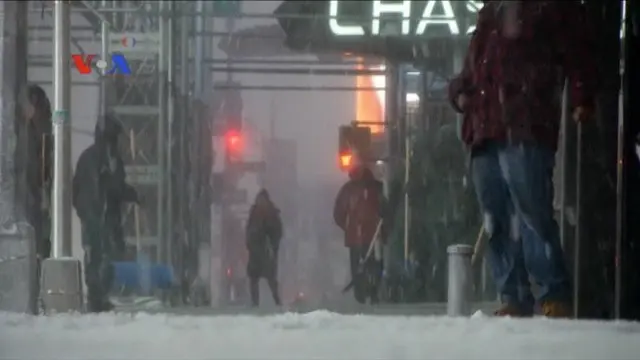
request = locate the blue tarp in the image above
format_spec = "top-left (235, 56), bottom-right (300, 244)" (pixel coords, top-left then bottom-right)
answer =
top-left (112, 261), bottom-right (175, 290)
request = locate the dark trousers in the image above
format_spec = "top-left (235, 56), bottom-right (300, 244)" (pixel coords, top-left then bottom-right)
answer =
top-left (349, 245), bottom-right (381, 304)
top-left (81, 222), bottom-right (114, 312)
top-left (247, 250), bottom-right (281, 307)
top-left (471, 142), bottom-right (570, 313)
top-left (249, 276), bottom-right (281, 307)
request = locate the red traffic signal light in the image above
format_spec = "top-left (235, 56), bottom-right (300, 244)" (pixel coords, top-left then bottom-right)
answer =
top-left (225, 130), bottom-right (243, 162)
top-left (225, 130), bottom-right (242, 150)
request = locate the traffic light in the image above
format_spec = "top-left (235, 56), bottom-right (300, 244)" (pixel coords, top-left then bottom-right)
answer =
top-left (339, 152), bottom-right (354, 170)
top-left (225, 129), bottom-right (243, 162)
top-left (338, 124), bottom-right (371, 171)
top-left (274, 1), bottom-right (325, 51)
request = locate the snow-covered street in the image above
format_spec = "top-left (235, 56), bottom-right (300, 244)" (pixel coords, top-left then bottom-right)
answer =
top-left (1, 310), bottom-right (639, 360)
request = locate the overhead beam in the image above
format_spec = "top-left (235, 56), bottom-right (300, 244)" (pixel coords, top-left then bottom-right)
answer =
top-left (209, 67), bottom-right (386, 76)
top-left (27, 57), bottom-right (376, 68)
top-left (30, 80), bottom-right (99, 86)
top-left (46, 7), bottom-right (368, 21)
top-left (29, 25), bottom-right (95, 31)
top-left (213, 85), bottom-right (384, 92)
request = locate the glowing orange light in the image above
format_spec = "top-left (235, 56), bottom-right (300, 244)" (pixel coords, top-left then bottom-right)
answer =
top-left (339, 153), bottom-right (353, 170)
top-left (355, 58), bottom-right (384, 134)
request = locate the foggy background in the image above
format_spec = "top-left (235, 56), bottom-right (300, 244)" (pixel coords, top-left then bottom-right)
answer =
top-left (27, 1), bottom-right (356, 303)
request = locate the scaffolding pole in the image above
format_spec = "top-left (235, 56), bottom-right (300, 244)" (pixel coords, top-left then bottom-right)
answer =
top-left (166, 0), bottom-right (175, 267)
top-left (157, 0), bottom-right (169, 264)
top-left (194, 0), bottom-right (205, 98)
top-left (99, 0), bottom-right (109, 117)
top-left (52, 0), bottom-right (72, 258)
top-left (177, 3), bottom-right (190, 304)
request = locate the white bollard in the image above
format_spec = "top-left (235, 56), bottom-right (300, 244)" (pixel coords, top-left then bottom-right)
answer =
top-left (447, 244), bottom-right (474, 317)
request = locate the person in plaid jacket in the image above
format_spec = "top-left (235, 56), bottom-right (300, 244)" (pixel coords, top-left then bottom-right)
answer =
top-left (448, 0), bottom-right (597, 317)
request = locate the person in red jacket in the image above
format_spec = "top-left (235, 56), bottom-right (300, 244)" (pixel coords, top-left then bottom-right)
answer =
top-left (448, 1), bottom-right (597, 317)
top-left (334, 165), bottom-right (385, 304)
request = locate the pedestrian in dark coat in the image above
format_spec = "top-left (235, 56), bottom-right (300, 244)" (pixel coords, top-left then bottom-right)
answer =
top-left (448, 0), bottom-right (597, 318)
top-left (72, 114), bottom-right (138, 312)
top-left (246, 189), bottom-right (283, 307)
top-left (333, 166), bottom-right (385, 304)
top-left (15, 85), bottom-right (53, 261)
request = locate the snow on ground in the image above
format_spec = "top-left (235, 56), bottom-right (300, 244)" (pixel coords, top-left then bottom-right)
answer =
top-left (1, 310), bottom-right (639, 360)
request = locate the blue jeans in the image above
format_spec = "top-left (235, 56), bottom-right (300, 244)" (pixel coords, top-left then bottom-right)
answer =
top-left (471, 141), bottom-right (570, 312)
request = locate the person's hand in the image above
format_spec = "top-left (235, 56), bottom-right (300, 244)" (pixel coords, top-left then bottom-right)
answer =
top-left (456, 94), bottom-right (468, 111)
top-left (573, 106), bottom-right (591, 123)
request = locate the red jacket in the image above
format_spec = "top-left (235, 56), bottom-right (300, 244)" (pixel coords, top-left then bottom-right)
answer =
top-left (448, 1), bottom-right (597, 151)
top-left (333, 170), bottom-right (384, 248)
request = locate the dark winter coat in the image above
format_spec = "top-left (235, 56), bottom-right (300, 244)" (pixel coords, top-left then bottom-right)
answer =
top-left (448, 1), bottom-right (597, 151)
top-left (246, 194), bottom-right (283, 279)
top-left (14, 85), bottom-right (53, 224)
top-left (14, 85), bottom-right (53, 258)
top-left (72, 115), bottom-right (137, 251)
top-left (333, 167), bottom-right (385, 248)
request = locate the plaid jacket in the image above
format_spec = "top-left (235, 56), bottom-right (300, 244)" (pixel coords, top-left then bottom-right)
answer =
top-left (448, 1), bottom-right (597, 151)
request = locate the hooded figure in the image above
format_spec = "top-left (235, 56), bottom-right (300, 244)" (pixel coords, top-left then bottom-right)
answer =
top-left (333, 165), bottom-right (385, 304)
top-left (245, 189), bottom-right (283, 307)
top-left (72, 114), bottom-right (138, 312)
top-left (15, 85), bottom-right (53, 261)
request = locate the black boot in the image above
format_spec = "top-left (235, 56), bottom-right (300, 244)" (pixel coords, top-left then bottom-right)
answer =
top-left (87, 294), bottom-right (104, 313)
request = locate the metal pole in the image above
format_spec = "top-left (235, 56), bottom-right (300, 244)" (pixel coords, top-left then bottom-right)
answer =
top-left (573, 122), bottom-right (583, 318)
top-left (100, 0), bottom-right (109, 117)
top-left (226, 7), bottom-right (236, 83)
top-left (167, 0), bottom-right (175, 267)
top-left (558, 82), bottom-right (569, 250)
top-left (194, 0), bottom-right (205, 98)
top-left (398, 66), bottom-right (409, 271)
top-left (157, 0), bottom-right (168, 264)
top-left (382, 61), bottom-right (399, 284)
top-left (177, 3), bottom-right (190, 305)
top-left (447, 244), bottom-right (473, 316)
top-left (383, 61), bottom-right (399, 195)
top-left (52, 0), bottom-right (72, 258)
top-left (180, 6), bottom-right (190, 96)
top-left (403, 131), bottom-right (410, 270)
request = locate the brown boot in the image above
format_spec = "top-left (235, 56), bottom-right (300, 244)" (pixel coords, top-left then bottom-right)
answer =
top-left (494, 304), bottom-right (533, 317)
top-left (541, 301), bottom-right (573, 318)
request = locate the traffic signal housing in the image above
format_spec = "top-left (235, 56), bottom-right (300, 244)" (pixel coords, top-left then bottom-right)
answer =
top-left (338, 124), bottom-right (371, 172)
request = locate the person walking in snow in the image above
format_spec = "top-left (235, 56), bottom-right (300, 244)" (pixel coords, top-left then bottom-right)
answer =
top-left (246, 189), bottom-right (283, 307)
top-left (334, 165), bottom-right (385, 304)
